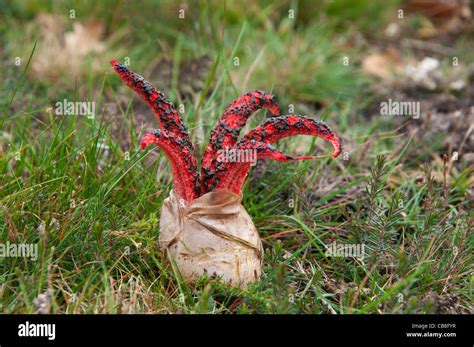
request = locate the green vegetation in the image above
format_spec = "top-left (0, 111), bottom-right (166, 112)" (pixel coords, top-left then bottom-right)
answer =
top-left (0, 0), bottom-right (472, 313)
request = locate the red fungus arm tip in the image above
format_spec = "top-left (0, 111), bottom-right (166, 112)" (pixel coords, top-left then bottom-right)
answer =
top-left (201, 90), bottom-right (281, 193)
top-left (213, 115), bottom-right (342, 194)
top-left (241, 115), bottom-right (341, 157)
top-left (111, 60), bottom-right (201, 199)
top-left (110, 60), bottom-right (195, 151)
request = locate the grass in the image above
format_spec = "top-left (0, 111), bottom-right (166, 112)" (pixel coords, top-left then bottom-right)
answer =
top-left (0, 0), bottom-right (472, 314)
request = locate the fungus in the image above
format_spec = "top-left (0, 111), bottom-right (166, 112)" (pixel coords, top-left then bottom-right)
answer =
top-left (111, 60), bottom-right (341, 287)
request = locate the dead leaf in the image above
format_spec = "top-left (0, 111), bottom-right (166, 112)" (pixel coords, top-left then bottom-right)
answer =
top-left (362, 49), bottom-right (403, 80)
top-left (64, 22), bottom-right (105, 56)
top-left (31, 14), bottom-right (106, 82)
top-left (406, 0), bottom-right (472, 37)
top-left (416, 17), bottom-right (439, 39)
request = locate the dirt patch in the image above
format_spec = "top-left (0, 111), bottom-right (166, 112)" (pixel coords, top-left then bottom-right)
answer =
top-left (366, 74), bottom-right (474, 165)
top-left (421, 291), bottom-right (471, 314)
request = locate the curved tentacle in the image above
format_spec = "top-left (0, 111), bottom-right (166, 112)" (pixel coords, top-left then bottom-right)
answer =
top-left (213, 140), bottom-right (314, 194)
top-left (240, 115), bottom-right (341, 157)
top-left (140, 130), bottom-right (200, 201)
top-left (213, 115), bottom-right (342, 194)
top-left (110, 60), bottom-right (196, 151)
top-left (110, 60), bottom-right (201, 200)
top-left (201, 90), bottom-right (281, 193)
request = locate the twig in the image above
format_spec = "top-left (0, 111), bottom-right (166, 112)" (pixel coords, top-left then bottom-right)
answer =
top-left (401, 38), bottom-right (454, 56)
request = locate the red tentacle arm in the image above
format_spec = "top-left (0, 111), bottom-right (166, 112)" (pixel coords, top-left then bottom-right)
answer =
top-left (241, 115), bottom-right (341, 157)
top-left (213, 140), bottom-right (314, 194)
top-left (200, 90), bottom-right (281, 193)
top-left (213, 115), bottom-right (342, 194)
top-left (110, 60), bottom-right (195, 151)
top-left (140, 130), bottom-right (200, 201)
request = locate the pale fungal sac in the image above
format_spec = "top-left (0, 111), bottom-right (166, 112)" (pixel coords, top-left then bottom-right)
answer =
top-left (159, 190), bottom-right (262, 288)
